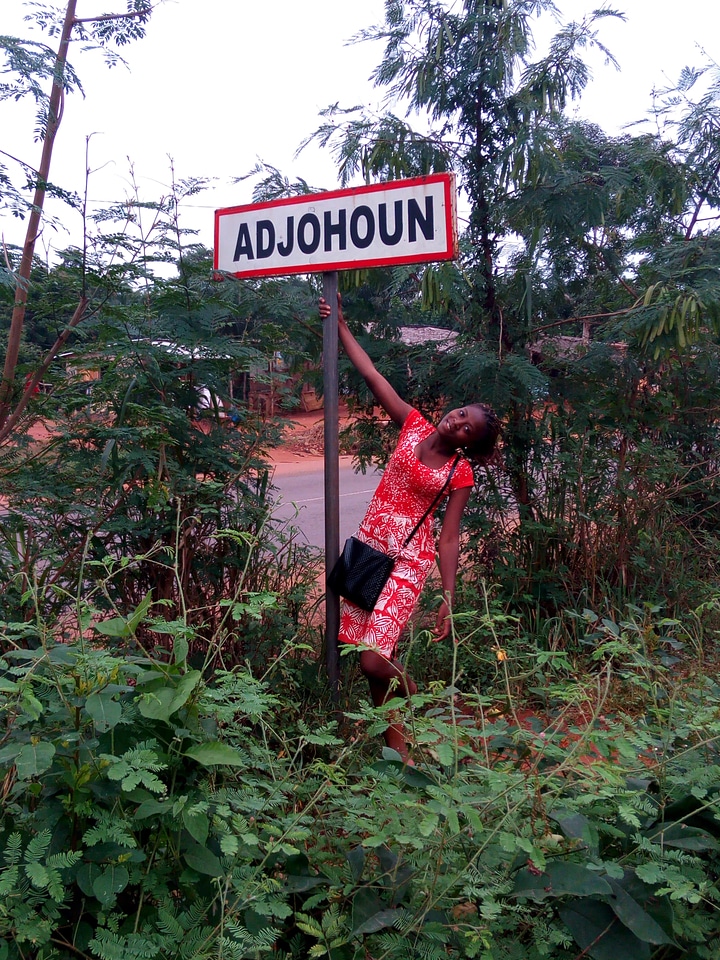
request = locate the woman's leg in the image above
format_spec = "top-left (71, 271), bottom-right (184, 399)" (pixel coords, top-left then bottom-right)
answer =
top-left (359, 650), bottom-right (417, 759)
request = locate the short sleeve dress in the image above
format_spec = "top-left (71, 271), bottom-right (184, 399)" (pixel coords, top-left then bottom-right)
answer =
top-left (338, 408), bottom-right (474, 659)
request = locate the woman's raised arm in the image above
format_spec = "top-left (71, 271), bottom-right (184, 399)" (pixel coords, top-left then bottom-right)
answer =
top-left (319, 295), bottom-right (412, 427)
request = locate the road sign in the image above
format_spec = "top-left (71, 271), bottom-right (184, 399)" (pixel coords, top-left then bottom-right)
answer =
top-left (214, 173), bottom-right (457, 279)
top-left (213, 173), bottom-right (459, 700)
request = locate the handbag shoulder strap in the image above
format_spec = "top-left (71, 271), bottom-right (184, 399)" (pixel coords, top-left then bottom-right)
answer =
top-left (402, 454), bottom-right (461, 548)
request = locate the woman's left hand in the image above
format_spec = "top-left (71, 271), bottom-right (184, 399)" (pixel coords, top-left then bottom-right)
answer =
top-left (433, 600), bottom-right (452, 641)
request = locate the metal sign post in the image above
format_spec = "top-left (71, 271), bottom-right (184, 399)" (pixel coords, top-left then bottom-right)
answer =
top-left (322, 272), bottom-right (340, 701)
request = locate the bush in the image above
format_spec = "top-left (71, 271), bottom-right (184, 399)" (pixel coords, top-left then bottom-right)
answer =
top-left (2, 597), bottom-right (720, 959)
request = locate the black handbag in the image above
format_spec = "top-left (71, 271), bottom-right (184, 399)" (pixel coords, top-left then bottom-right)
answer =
top-left (327, 455), bottom-right (460, 612)
top-left (327, 536), bottom-right (394, 612)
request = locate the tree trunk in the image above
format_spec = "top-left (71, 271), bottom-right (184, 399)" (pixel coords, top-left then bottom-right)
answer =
top-left (0, 0), bottom-right (78, 429)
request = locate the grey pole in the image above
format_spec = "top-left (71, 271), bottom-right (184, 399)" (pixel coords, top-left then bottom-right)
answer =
top-left (322, 271), bottom-right (340, 701)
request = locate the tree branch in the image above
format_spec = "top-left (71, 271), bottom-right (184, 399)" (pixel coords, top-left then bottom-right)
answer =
top-left (531, 306), bottom-right (635, 334)
top-left (0, 296), bottom-right (89, 446)
top-left (0, 0), bottom-right (79, 429)
top-left (73, 8), bottom-right (154, 25)
top-left (684, 156), bottom-right (720, 240)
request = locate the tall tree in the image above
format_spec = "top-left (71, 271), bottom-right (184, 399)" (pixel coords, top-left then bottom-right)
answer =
top-left (309, 0), bottom-right (623, 341)
top-left (0, 0), bottom-right (153, 431)
top-left (304, 2), bottom-right (720, 611)
top-left (306, 1), bottom-right (625, 515)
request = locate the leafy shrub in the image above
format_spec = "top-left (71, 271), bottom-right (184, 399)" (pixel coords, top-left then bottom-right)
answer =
top-left (2, 597), bottom-right (720, 959)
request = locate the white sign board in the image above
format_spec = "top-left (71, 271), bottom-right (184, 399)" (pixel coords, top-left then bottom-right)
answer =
top-left (214, 173), bottom-right (457, 279)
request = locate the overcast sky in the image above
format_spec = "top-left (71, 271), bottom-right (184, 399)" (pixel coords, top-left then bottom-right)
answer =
top-left (1, 0), bottom-right (716, 256)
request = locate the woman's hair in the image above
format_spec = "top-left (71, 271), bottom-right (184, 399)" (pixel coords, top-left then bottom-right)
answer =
top-left (462, 403), bottom-right (501, 464)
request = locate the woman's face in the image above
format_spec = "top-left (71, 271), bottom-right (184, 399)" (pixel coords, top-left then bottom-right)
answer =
top-left (438, 405), bottom-right (486, 447)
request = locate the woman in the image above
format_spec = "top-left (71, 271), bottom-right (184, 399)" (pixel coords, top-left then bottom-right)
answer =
top-left (320, 296), bottom-right (500, 760)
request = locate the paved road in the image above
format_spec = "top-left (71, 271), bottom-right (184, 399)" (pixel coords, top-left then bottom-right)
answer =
top-left (0, 453), bottom-right (379, 556)
top-left (270, 456), bottom-right (381, 550)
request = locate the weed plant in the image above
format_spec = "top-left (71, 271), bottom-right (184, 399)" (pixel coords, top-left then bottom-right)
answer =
top-left (2, 564), bottom-right (720, 960)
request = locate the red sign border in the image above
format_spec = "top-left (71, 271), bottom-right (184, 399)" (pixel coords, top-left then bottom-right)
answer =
top-left (213, 173), bottom-right (457, 280)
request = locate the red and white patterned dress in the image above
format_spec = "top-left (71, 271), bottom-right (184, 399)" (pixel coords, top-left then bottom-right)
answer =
top-left (338, 409), bottom-right (474, 659)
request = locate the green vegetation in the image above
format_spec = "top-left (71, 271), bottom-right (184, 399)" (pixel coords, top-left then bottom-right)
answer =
top-left (2, 587), bottom-right (720, 958)
top-left (2, 1), bottom-right (720, 956)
